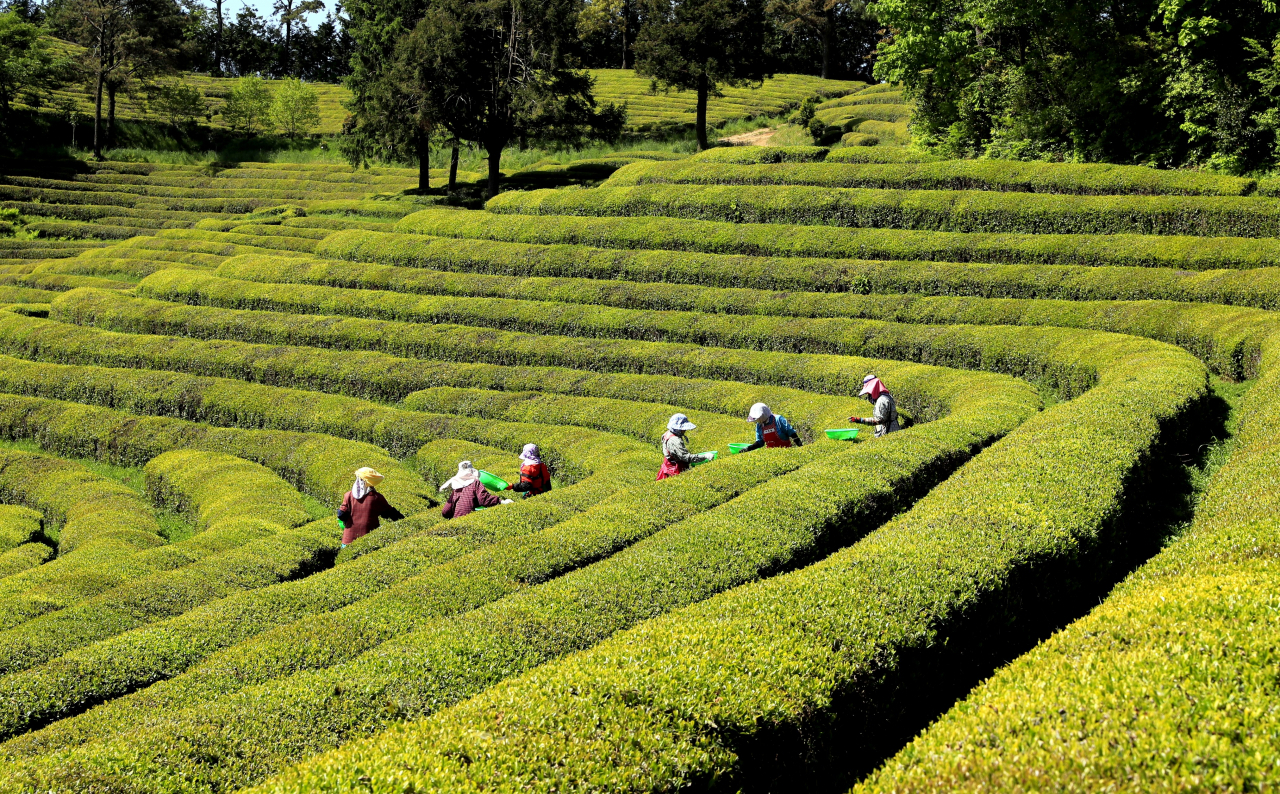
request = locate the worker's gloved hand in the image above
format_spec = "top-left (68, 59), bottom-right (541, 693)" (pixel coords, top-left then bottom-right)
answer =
top-left (505, 483), bottom-right (513, 490)
top-left (500, 498), bottom-right (514, 505)
top-left (700, 451), bottom-right (716, 461)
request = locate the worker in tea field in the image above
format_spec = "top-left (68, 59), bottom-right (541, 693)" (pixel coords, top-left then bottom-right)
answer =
top-left (441, 460), bottom-right (514, 519)
top-left (658, 413), bottom-right (714, 480)
top-left (849, 374), bottom-right (900, 437)
top-left (743, 403), bottom-right (804, 450)
top-left (338, 467), bottom-right (405, 548)
top-left (506, 443), bottom-right (552, 498)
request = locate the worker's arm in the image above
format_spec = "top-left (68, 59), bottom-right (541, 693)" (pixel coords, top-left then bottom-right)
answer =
top-left (440, 490), bottom-right (458, 519)
top-left (744, 422), bottom-right (766, 452)
top-left (779, 416), bottom-right (803, 446)
top-left (337, 492), bottom-right (353, 528)
top-left (476, 484), bottom-right (503, 508)
top-left (378, 496), bottom-right (405, 522)
top-left (664, 434), bottom-right (698, 465)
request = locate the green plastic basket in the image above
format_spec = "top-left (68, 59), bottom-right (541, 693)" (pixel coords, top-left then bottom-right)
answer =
top-left (824, 427), bottom-right (860, 441)
top-left (690, 450), bottom-right (719, 467)
top-left (477, 470), bottom-right (510, 491)
top-left (727, 443), bottom-right (750, 454)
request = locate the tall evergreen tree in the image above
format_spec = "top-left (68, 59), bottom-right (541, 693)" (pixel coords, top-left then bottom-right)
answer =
top-left (633, 0), bottom-right (769, 150)
top-left (400, 0), bottom-right (623, 196)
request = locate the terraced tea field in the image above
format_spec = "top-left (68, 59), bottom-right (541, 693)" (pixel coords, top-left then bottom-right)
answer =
top-left (23, 42), bottom-right (862, 136)
top-left (0, 85), bottom-right (1276, 793)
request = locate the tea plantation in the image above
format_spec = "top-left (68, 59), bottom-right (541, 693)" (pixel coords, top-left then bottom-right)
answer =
top-left (0, 81), bottom-right (1274, 794)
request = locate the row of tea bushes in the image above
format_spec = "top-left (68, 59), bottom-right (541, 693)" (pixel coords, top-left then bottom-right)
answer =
top-left (240, 292), bottom-right (1210, 794)
top-left (486, 184), bottom-right (1280, 238)
top-left (393, 208), bottom-right (1280, 270)
top-left (848, 309), bottom-right (1280, 792)
top-left (606, 160), bottom-right (1257, 196)
top-left (0, 450), bottom-right (334, 677)
top-left (0, 375), bottom-right (1035, 792)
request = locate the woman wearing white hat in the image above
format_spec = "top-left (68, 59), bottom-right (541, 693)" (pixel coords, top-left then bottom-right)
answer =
top-left (338, 467), bottom-right (405, 547)
top-left (743, 403), bottom-right (803, 451)
top-left (657, 413), bottom-right (713, 480)
top-left (441, 460), bottom-right (513, 519)
top-left (850, 374), bottom-right (900, 437)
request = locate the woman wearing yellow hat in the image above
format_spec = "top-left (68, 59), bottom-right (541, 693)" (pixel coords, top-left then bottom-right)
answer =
top-left (338, 467), bottom-right (405, 548)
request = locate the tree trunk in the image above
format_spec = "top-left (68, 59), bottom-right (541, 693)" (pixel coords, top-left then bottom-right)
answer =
top-left (107, 84), bottom-right (117, 149)
top-left (214, 0), bottom-right (224, 77)
top-left (620, 1), bottom-right (627, 69)
top-left (821, 7), bottom-right (834, 80)
top-left (92, 66), bottom-right (105, 160)
top-left (449, 145), bottom-right (459, 191)
top-left (416, 132), bottom-right (430, 192)
top-left (486, 140), bottom-right (503, 198)
top-left (695, 72), bottom-right (709, 151)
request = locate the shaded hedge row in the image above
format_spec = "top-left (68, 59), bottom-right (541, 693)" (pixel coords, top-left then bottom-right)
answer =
top-left (606, 160), bottom-right (1258, 196)
top-left (486, 184), bottom-right (1280, 238)
top-left (392, 208), bottom-right (1280, 270)
top-left (240, 285), bottom-right (1210, 794)
top-left (0, 450), bottom-right (332, 678)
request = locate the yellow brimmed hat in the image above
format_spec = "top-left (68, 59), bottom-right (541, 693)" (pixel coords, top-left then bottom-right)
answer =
top-left (355, 467), bottom-right (384, 487)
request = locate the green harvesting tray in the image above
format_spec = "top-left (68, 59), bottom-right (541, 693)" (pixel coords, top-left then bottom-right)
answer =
top-left (478, 470), bottom-right (510, 491)
top-left (824, 428), bottom-right (860, 441)
top-left (690, 450), bottom-right (719, 466)
top-left (727, 443), bottom-right (750, 454)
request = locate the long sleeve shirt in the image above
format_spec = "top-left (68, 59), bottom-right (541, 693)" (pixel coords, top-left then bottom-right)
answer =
top-left (746, 414), bottom-right (803, 450)
top-left (441, 480), bottom-right (502, 519)
top-left (662, 431), bottom-right (698, 466)
top-left (338, 490), bottom-right (404, 545)
top-left (870, 393), bottom-right (901, 437)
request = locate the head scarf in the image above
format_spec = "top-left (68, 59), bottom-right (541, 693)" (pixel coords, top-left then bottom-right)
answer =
top-left (352, 467), bottom-right (383, 500)
top-left (667, 413), bottom-right (697, 434)
top-left (519, 443), bottom-right (542, 466)
top-left (859, 374), bottom-right (888, 402)
top-left (746, 403), bottom-right (773, 423)
top-left (439, 460), bottom-right (480, 492)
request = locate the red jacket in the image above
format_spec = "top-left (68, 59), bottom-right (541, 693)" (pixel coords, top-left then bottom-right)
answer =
top-left (441, 480), bottom-right (501, 519)
top-left (338, 490), bottom-right (403, 545)
top-left (510, 462), bottom-right (551, 498)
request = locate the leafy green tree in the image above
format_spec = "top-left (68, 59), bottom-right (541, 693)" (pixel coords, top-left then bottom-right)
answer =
top-left (221, 74), bottom-right (274, 133)
top-left (0, 10), bottom-right (74, 129)
top-left (272, 0), bottom-right (323, 75)
top-left (339, 0), bottom-right (432, 189)
top-left (382, 0), bottom-right (623, 196)
top-left (51, 0), bottom-right (184, 157)
top-left (633, 0), bottom-right (769, 150)
top-left (149, 78), bottom-right (206, 129)
top-left (269, 75), bottom-right (319, 136)
top-left (767, 0), bottom-right (870, 79)
top-left (578, 0), bottom-right (630, 68)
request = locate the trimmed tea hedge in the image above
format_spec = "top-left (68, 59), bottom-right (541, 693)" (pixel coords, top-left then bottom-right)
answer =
top-left (211, 253), bottom-right (1279, 378)
top-left (393, 208), bottom-right (1280, 270)
top-left (231, 290), bottom-right (1208, 794)
top-left (0, 543), bottom-right (52, 581)
top-left (0, 450), bottom-right (332, 677)
top-left (605, 160), bottom-right (1257, 196)
top-left (486, 184), bottom-right (1280, 237)
top-left (687, 146), bottom-right (829, 164)
top-left (0, 507), bottom-right (42, 553)
top-left (0, 369), bottom-right (1036, 792)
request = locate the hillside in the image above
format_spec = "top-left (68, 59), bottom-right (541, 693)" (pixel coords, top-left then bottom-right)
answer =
top-left (23, 40), bottom-right (863, 136)
top-left (0, 82), bottom-right (1273, 794)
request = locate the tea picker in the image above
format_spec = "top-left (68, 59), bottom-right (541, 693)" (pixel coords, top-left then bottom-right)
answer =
top-left (736, 403), bottom-right (803, 452)
top-left (657, 413), bottom-right (715, 480)
top-left (849, 374), bottom-right (900, 437)
top-left (338, 467), bottom-right (405, 548)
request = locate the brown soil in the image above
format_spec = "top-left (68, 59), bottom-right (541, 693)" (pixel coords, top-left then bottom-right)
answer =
top-left (718, 127), bottom-right (777, 146)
